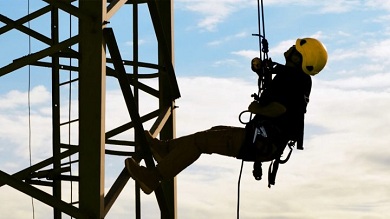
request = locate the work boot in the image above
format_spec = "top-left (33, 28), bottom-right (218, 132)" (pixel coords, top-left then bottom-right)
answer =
top-left (144, 131), bottom-right (169, 163)
top-left (125, 158), bottom-right (160, 195)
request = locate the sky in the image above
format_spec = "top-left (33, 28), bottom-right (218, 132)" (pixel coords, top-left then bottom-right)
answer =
top-left (1, 0), bottom-right (390, 218)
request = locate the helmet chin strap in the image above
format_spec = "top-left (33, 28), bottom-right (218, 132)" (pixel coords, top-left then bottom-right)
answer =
top-left (285, 49), bottom-right (302, 69)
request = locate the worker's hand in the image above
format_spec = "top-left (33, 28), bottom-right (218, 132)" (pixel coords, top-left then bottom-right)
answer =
top-left (251, 57), bottom-right (274, 73)
top-left (251, 57), bottom-right (262, 72)
top-left (248, 101), bottom-right (261, 113)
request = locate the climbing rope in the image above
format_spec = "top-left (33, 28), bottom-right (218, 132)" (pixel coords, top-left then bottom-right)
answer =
top-left (238, 0), bottom-right (269, 125)
top-left (237, 0), bottom-right (268, 218)
top-left (27, 0), bottom-right (35, 218)
top-left (236, 160), bottom-right (244, 219)
top-left (67, 10), bottom-right (74, 216)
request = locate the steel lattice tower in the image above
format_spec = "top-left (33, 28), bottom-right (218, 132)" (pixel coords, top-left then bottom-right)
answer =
top-left (0, 0), bottom-right (179, 218)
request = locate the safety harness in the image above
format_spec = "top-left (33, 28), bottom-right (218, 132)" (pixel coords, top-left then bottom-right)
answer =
top-left (239, 114), bottom-right (296, 188)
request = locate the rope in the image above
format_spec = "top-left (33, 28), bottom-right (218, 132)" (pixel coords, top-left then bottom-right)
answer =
top-left (236, 1), bottom-right (268, 217)
top-left (67, 9), bottom-right (74, 219)
top-left (256, 0), bottom-right (262, 60)
top-left (236, 160), bottom-right (244, 219)
top-left (260, 0), bottom-right (267, 51)
top-left (27, 0), bottom-right (35, 218)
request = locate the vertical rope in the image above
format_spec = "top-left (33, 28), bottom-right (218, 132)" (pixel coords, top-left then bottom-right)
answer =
top-left (27, 0), bottom-right (35, 218)
top-left (236, 160), bottom-right (244, 219)
top-left (68, 8), bottom-right (74, 219)
top-left (256, 0), bottom-right (262, 60)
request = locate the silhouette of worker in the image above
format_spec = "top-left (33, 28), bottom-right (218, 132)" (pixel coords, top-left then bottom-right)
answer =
top-left (125, 38), bottom-right (328, 194)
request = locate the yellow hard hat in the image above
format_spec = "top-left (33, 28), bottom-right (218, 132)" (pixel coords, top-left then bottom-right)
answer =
top-left (295, 38), bottom-right (328, 76)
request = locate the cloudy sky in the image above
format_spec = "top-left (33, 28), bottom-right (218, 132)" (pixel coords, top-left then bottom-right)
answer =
top-left (1, 0), bottom-right (390, 218)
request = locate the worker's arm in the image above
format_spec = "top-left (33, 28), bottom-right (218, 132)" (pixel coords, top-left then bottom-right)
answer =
top-left (248, 101), bottom-right (286, 118)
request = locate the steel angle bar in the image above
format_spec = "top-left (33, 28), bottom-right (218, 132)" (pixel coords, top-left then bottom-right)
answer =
top-left (107, 58), bottom-right (160, 70)
top-left (105, 139), bottom-right (135, 146)
top-left (105, 109), bottom-right (160, 139)
top-left (0, 35), bottom-right (79, 77)
top-left (0, 6), bottom-right (51, 36)
top-left (42, 0), bottom-right (90, 21)
top-left (146, 0), bottom-right (180, 99)
top-left (103, 168), bottom-right (131, 217)
top-left (104, 27), bottom-right (171, 218)
top-left (0, 170), bottom-right (89, 219)
top-left (0, 14), bottom-right (52, 45)
top-left (126, 76), bottom-right (160, 97)
top-left (107, 0), bottom-right (128, 20)
top-left (0, 147), bottom-right (78, 188)
top-left (106, 66), bottom-right (160, 97)
top-left (149, 105), bottom-right (172, 137)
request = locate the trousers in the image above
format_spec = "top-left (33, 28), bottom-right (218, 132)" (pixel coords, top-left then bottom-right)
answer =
top-left (156, 126), bottom-right (246, 179)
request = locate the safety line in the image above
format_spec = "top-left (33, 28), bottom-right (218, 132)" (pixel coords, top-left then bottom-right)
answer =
top-left (27, 0), bottom-right (36, 218)
top-left (236, 160), bottom-right (244, 219)
top-left (67, 8), bottom-right (74, 219)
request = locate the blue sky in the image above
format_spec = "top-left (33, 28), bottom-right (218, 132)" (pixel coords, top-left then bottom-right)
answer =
top-left (1, 0), bottom-right (390, 218)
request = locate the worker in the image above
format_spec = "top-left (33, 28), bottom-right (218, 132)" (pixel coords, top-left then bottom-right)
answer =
top-left (125, 38), bottom-right (328, 194)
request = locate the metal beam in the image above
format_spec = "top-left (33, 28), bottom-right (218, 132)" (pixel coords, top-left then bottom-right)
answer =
top-left (104, 27), bottom-right (172, 218)
top-left (152, 1), bottom-right (178, 218)
top-left (105, 109), bottom-right (160, 139)
top-left (0, 1), bottom-right (180, 218)
top-left (107, 0), bottom-right (128, 20)
top-left (0, 148), bottom-right (78, 188)
top-left (0, 170), bottom-right (89, 219)
top-left (147, 0), bottom-right (180, 100)
top-left (0, 14), bottom-right (51, 44)
top-left (0, 6), bottom-right (51, 36)
top-left (104, 168), bottom-right (130, 217)
top-left (78, 0), bottom-right (106, 218)
top-left (0, 35), bottom-right (79, 77)
top-left (42, 0), bottom-right (90, 21)
top-left (50, 5), bottom-right (62, 218)
top-left (149, 106), bottom-right (172, 137)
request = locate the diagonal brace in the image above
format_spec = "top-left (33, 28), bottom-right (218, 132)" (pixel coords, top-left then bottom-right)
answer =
top-left (0, 170), bottom-right (89, 219)
top-left (0, 147), bottom-right (78, 188)
top-left (103, 27), bottom-right (171, 218)
top-left (0, 6), bottom-right (51, 41)
top-left (0, 35), bottom-right (79, 77)
top-left (147, 0), bottom-right (180, 99)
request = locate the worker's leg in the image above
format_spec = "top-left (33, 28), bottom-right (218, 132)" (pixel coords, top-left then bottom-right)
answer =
top-left (147, 126), bottom-right (245, 162)
top-left (126, 127), bottom-right (246, 194)
top-left (157, 127), bottom-right (246, 179)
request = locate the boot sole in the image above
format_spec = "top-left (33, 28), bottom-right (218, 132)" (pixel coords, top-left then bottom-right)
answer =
top-left (150, 147), bottom-right (163, 163)
top-left (125, 158), bottom-right (153, 195)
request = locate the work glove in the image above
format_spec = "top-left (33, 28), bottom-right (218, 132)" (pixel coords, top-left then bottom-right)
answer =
top-left (251, 57), bottom-right (274, 73)
top-left (251, 57), bottom-right (262, 72)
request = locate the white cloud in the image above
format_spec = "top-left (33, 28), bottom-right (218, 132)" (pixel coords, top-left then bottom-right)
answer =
top-left (212, 59), bottom-right (240, 67)
top-left (265, 0), bottom-right (362, 14)
top-left (368, 39), bottom-right (390, 61)
top-left (2, 0), bottom-right (390, 218)
top-left (0, 75), bottom-right (390, 218)
top-left (0, 86), bottom-right (50, 110)
top-left (319, 0), bottom-right (361, 13)
top-left (176, 0), bottom-right (253, 31)
top-left (125, 39), bottom-right (146, 47)
top-left (365, 0), bottom-right (390, 11)
top-left (207, 31), bottom-right (249, 46)
top-left (0, 86), bottom-right (53, 164)
top-left (231, 49), bottom-right (259, 59)
top-left (173, 76), bottom-right (390, 219)
top-left (315, 72), bottom-right (390, 90)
